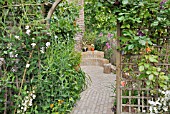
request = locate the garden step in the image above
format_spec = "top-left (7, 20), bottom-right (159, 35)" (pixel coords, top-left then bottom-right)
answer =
top-left (80, 58), bottom-right (109, 66)
top-left (81, 51), bottom-right (104, 59)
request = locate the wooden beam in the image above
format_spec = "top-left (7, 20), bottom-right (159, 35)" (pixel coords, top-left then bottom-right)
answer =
top-left (116, 20), bottom-right (122, 114)
top-left (46, 0), bottom-right (62, 28)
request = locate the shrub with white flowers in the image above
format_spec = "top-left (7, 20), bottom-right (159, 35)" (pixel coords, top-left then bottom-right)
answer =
top-left (17, 88), bottom-right (36, 113)
top-left (148, 90), bottom-right (170, 113)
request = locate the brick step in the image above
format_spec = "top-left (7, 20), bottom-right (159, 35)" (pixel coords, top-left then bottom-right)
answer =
top-left (80, 58), bottom-right (109, 67)
top-left (81, 51), bottom-right (104, 59)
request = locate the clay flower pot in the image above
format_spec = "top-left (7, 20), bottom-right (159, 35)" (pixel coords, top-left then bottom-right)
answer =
top-left (91, 44), bottom-right (95, 51)
top-left (91, 47), bottom-right (95, 51)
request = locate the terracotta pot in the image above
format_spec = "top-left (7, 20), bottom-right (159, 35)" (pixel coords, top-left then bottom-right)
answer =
top-left (91, 47), bottom-right (95, 51)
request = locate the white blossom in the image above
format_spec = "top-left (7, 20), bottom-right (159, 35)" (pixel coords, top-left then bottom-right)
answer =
top-left (26, 29), bottom-right (31, 35)
top-left (32, 94), bottom-right (36, 99)
top-left (163, 106), bottom-right (168, 111)
top-left (9, 52), bottom-right (14, 58)
top-left (7, 43), bottom-right (12, 49)
top-left (55, 35), bottom-right (58, 39)
top-left (40, 47), bottom-right (45, 53)
top-left (142, 110), bottom-right (146, 113)
top-left (31, 43), bottom-right (36, 48)
top-left (17, 110), bottom-right (21, 113)
top-left (23, 106), bottom-right (27, 112)
top-left (15, 35), bottom-right (20, 40)
top-left (148, 100), bottom-right (156, 106)
top-left (29, 101), bottom-right (32, 106)
top-left (26, 64), bottom-right (30, 68)
top-left (25, 25), bottom-right (29, 29)
top-left (46, 42), bottom-right (50, 47)
top-left (47, 32), bottom-right (51, 36)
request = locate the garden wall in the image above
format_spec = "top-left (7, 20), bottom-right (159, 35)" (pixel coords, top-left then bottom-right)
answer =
top-left (70, 0), bottom-right (85, 51)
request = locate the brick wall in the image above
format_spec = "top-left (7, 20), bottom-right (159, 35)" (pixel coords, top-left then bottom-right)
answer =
top-left (68, 0), bottom-right (85, 51)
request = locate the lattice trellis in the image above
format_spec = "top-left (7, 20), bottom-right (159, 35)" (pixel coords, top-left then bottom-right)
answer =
top-left (116, 24), bottom-right (170, 113)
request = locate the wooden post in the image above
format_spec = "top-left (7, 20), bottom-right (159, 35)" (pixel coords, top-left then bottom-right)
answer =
top-left (116, 21), bottom-right (122, 114)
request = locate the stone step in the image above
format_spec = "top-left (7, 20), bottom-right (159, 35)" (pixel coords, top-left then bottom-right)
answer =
top-left (81, 51), bottom-right (104, 59)
top-left (80, 58), bottom-right (109, 67)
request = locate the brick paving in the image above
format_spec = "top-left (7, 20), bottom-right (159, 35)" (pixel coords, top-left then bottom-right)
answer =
top-left (71, 66), bottom-right (116, 114)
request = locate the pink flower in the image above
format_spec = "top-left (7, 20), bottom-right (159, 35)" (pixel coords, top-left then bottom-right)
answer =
top-left (99, 32), bottom-right (103, 37)
top-left (107, 33), bottom-right (113, 38)
top-left (106, 42), bottom-right (111, 49)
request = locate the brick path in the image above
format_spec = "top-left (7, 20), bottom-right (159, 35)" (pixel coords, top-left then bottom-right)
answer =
top-left (71, 66), bottom-right (116, 114)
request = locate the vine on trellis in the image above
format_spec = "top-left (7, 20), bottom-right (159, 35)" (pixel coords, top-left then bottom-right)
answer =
top-left (112, 0), bottom-right (170, 113)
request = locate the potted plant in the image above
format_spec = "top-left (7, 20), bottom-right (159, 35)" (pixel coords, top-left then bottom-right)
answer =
top-left (82, 41), bottom-right (88, 52)
top-left (82, 31), bottom-right (97, 51)
top-left (91, 44), bottom-right (95, 51)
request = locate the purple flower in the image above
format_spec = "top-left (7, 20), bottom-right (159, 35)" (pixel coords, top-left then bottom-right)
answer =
top-left (160, 0), bottom-right (167, 9)
top-left (107, 33), bottom-right (114, 38)
top-left (137, 30), bottom-right (145, 36)
top-left (106, 42), bottom-right (111, 49)
top-left (99, 32), bottom-right (103, 37)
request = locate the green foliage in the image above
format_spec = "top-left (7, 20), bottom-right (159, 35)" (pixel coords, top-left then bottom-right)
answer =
top-left (84, 0), bottom-right (117, 32)
top-left (82, 30), bottom-right (97, 45)
top-left (34, 39), bottom-right (85, 113)
top-left (111, 0), bottom-right (170, 113)
top-left (0, 0), bottom-right (85, 113)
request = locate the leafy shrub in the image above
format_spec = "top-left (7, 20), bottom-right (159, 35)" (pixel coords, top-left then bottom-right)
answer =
top-left (0, 0), bottom-right (85, 113)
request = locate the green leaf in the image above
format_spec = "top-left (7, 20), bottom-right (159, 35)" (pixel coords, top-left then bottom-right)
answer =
top-left (157, 67), bottom-right (161, 72)
top-left (146, 71), bottom-right (151, 74)
top-left (122, 0), bottom-right (129, 5)
top-left (146, 81), bottom-right (150, 85)
top-left (118, 16), bottom-right (124, 21)
top-left (139, 65), bottom-right (144, 72)
top-left (149, 74), bottom-right (154, 80)
top-left (151, 21), bottom-right (159, 26)
top-left (153, 71), bottom-right (159, 76)
top-left (128, 44), bottom-right (134, 50)
top-left (149, 57), bottom-right (158, 63)
top-left (139, 40), bottom-right (146, 45)
top-left (144, 63), bottom-right (149, 68)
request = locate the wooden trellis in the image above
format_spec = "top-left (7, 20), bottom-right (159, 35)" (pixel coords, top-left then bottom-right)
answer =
top-left (0, 1), bottom-right (63, 113)
top-left (116, 22), bottom-right (170, 113)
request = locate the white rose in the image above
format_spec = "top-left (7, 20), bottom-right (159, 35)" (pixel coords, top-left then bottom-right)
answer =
top-left (46, 42), bottom-right (50, 47)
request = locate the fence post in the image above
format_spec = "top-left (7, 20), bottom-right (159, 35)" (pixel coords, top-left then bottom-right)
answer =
top-left (116, 21), bottom-right (121, 114)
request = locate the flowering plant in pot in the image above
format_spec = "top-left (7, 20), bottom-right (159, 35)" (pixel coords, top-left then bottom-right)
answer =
top-left (91, 44), bottom-right (95, 51)
top-left (82, 41), bottom-right (88, 52)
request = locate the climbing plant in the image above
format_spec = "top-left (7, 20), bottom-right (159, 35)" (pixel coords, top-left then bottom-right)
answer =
top-left (0, 0), bottom-right (85, 113)
top-left (111, 0), bottom-right (170, 113)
